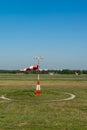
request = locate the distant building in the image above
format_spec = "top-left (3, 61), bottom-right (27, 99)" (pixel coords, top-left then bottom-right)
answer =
top-left (49, 72), bottom-right (54, 75)
top-left (75, 72), bottom-right (79, 75)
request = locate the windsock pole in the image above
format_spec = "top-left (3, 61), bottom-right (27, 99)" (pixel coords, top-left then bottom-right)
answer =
top-left (20, 56), bottom-right (43, 96)
top-left (35, 56), bottom-right (42, 96)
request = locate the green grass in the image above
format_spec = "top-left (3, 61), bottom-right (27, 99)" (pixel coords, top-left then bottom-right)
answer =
top-left (0, 73), bottom-right (87, 81)
top-left (0, 74), bottom-right (87, 130)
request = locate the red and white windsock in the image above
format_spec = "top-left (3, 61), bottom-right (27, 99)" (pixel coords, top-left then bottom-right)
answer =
top-left (20, 65), bottom-right (38, 72)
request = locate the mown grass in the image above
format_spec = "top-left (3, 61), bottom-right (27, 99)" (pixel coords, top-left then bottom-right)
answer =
top-left (0, 73), bottom-right (87, 81)
top-left (0, 74), bottom-right (87, 130)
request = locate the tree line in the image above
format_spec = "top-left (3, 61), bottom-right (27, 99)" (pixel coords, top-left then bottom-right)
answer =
top-left (0, 69), bottom-right (87, 74)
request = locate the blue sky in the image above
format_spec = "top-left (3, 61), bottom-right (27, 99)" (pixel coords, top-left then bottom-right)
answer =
top-left (0, 0), bottom-right (87, 70)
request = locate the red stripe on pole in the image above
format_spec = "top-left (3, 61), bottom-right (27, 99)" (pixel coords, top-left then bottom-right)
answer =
top-left (36, 90), bottom-right (41, 96)
top-left (37, 81), bottom-right (40, 85)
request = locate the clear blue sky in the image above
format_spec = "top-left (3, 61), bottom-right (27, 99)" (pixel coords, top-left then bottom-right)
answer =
top-left (0, 0), bottom-right (87, 70)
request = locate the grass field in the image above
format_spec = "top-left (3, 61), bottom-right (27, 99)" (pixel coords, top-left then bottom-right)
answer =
top-left (0, 74), bottom-right (87, 130)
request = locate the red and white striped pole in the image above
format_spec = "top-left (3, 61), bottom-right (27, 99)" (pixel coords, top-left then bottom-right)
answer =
top-left (36, 56), bottom-right (40, 96)
top-left (20, 56), bottom-right (43, 96)
top-left (35, 56), bottom-right (43, 96)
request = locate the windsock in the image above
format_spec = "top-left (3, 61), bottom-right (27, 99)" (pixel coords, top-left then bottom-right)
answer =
top-left (20, 65), bottom-right (38, 72)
